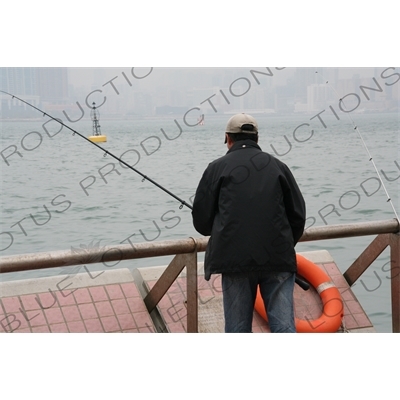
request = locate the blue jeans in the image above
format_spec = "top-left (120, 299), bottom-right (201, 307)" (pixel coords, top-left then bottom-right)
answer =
top-left (221, 271), bottom-right (296, 333)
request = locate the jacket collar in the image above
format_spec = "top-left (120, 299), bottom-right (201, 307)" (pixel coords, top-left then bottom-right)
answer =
top-left (227, 139), bottom-right (261, 154)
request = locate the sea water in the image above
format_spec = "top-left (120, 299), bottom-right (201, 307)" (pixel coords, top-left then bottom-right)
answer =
top-left (0, 112), bottom-right (399, 332)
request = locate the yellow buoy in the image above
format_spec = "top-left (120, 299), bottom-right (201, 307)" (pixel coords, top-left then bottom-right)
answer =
top-left (88, 135), bottom-right (107, 143)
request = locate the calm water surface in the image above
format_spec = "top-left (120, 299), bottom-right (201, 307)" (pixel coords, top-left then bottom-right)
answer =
top-left (1, 113), bottom-right (399, 332)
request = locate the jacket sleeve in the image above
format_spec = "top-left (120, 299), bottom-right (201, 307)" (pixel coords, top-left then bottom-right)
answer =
top-left (280, 165), bottom-right (306, 245)
top-left (191, 166), bottom-right (219, 236)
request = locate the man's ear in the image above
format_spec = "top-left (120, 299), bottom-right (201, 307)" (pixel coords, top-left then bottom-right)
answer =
top-left (226, 134), bottom-right (234, 149)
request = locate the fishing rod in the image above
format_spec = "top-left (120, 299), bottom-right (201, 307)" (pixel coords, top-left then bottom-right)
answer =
top-left (1, 90), bottom-right (310, 291)
top-left (314, 70), bottom-right (399, 222)
top-left (0, 90), bottom-right (193, 210)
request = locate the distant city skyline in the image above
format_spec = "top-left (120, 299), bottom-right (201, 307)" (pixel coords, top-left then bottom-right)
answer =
top-left (1, 67), bottom-right (398, 118)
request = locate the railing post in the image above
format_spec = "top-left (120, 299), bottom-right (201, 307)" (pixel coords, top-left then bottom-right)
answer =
top-left (186, 240), bottom-right (198, 333)
top-left (390, 233), bottom-right (400, 333)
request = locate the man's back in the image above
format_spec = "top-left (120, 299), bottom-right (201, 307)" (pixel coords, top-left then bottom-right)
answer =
top-left (192, 139), bottom-right (305, 280)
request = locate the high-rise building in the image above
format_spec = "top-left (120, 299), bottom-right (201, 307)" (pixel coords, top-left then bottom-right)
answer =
top-left (1, 67), bottom-right (37, 95)
top-left (0, 67), bottom-right (69, 117)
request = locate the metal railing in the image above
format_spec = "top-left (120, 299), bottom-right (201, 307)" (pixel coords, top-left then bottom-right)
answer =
top-left (0, 219), bottom-right (399, 332)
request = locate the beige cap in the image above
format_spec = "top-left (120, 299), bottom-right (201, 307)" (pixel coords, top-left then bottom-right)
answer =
top-left (225, 113), bottom-right (259, 134)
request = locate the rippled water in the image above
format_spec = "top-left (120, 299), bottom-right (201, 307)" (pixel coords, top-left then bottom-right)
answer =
top-left (1, 112), bottom-right (399, 332)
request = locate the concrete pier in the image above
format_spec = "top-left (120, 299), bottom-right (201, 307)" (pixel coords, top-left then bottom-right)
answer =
top-left (0, 250), bottom-right (374, 333)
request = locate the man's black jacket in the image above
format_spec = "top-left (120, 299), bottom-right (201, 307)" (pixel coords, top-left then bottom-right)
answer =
top-left (192, 139), bottom-right (306, 281)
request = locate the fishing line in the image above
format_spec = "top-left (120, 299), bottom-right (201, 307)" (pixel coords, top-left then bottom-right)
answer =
top-left (314, 70), bottom-right (399, 222)
top-left (0, 90), bottom-right (193, 210)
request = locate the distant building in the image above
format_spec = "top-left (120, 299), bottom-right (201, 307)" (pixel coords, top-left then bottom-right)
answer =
top-left (307, 83), bottom-right (330, 112)
top-left (0, 67), bottom-right (69, 118)
top-left (1, 67), bottom-right (37, 95)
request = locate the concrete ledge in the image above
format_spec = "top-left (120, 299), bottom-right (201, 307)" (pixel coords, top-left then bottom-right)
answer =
top-left (299, 250), bottom-right (334, 264)
top-left (0, 268), bottom-right (135, 297)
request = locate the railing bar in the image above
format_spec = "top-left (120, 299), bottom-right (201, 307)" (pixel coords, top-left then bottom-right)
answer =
top-left (1, 219), bottom-right (398, 274)
top-left (144, 254), bottom-right (186, 313)
top-left (0, 238), bottom-right (209, 274)
top-left (300, 218), bottom-right (399, 242)
top-left (343, 234), bottom-right (390, 285)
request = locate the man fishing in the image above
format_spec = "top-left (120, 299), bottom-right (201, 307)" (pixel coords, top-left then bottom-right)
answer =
top-left (192, 113), bottom-right (306, 333)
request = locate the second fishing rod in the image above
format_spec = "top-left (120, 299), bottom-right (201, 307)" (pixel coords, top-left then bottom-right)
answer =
top-left (1, 90), bottom-right (310, 291)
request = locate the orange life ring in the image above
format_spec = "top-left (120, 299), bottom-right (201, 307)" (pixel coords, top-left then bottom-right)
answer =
top-left (254, 254), bottom-right (344, 333)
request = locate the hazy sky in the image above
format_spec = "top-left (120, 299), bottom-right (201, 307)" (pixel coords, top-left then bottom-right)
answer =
top-left (67, 67), bottom-right (380, 91)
